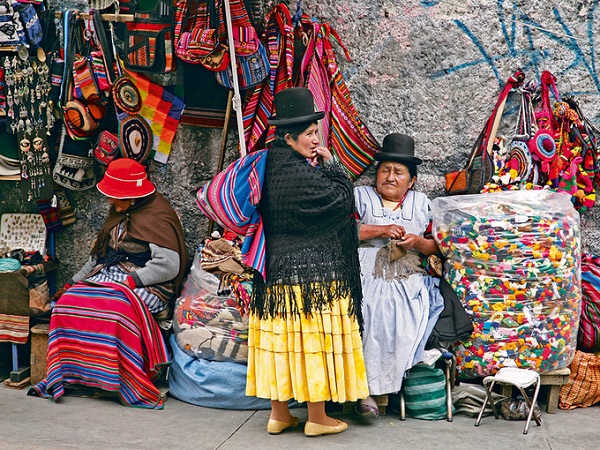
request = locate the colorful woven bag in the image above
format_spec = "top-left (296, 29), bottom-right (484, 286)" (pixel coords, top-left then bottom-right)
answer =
top-left (578, 254), bottom-right (600, 353)
top-left (403, 363), bottom-right (453, 421)
top-left (214, 0), bottom-right (269, 90)
top-left (242, 3), bottom-right (295, 153)
top-left (300, 20), bottom-right (380, 179)
top-left (124, 0), bottom-right (175, 73)
top-left (173, 0), bottom-right (230, 71)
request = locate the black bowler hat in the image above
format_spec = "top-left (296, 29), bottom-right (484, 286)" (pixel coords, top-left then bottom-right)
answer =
top-left (374, 133), bottom-right (422, 165)
top-left (268, 87), bottom-right (325, 126)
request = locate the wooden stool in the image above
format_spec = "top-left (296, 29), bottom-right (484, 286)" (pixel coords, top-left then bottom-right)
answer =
top-left (30, 323), bottom-right (50, 385)
top-left (499, 367), bottom-right (571, 414)
top-left (540, 368), bottom-right (571, 413)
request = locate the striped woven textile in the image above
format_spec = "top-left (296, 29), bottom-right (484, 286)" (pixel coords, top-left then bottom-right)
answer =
top-left (242, 3), bottom-right (294, 153)
top-left (298, 17), bottom-right (331, 149)
top-left (72, 56), bottom-right (100, 102)
top-left (91, 50), bottom-right (111, 92)
top-left (123, 70), bottom-right (185, 164)
top-left (125, 22), bottom-right (174, 73)
top-left (301, 21), bottom-right (380, 179)
top-left (0, 314), bottom-right (29, 344)
top-left (218, 0), bottom-right (252, 35)
top-left (196, 149), bottom-right (268, 278)
top-left (403, 363), bottom-right (451, 420)
top-left (28, 281), bottom-right (170, 409)
top-left (577, 254), bottom-right (600, 353)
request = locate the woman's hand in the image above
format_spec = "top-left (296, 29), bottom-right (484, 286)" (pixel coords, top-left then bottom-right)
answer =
top-left (396, 233), bottom-right (420, 250)
top-left (51, 283), bottom-right (71, 302)
top-left (383, 224), bottom-right (406, 239)
top-left (359, 223), bottom-right (406, 240)
top-left (309, 146), bottom-right (333, 166)
top-left (397, 233), bottom-right (440, 256)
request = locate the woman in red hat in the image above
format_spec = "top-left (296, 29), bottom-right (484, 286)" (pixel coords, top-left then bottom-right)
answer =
top-left (29, 158), bottom-right (188, 409)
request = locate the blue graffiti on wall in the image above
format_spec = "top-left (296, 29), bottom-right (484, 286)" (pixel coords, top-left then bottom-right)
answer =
top-left (424, 0), bottom-right (600, 95)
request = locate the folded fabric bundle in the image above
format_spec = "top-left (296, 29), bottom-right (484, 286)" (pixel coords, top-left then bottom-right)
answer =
top-left (200, 238), bottom-right (245, 274)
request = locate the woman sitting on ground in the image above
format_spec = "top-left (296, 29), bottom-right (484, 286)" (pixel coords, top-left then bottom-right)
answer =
top-left (29, 158), bottom-right (188, 409)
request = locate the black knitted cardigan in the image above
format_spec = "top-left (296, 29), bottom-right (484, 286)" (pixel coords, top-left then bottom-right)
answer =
top-left (251, 145), bottom-right (363, 324)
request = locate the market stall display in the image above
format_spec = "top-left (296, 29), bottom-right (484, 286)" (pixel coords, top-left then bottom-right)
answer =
top-left (173, 246), bottom-right (251, 364)
top-left (431, 190), bottom-right (582, 378)
top-left (169, 237), bottom-right (262, 408)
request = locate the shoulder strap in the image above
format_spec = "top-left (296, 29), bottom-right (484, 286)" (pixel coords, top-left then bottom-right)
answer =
top-left (463, 70), bottom-right (525, 169)
top-left (60, 11), bottom-right (80, 106)
top-left (92, 10), bottom-right (116, 85)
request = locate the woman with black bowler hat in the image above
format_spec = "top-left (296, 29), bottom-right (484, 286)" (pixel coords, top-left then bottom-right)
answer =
top-left (245, 87), bottom-right (368, 437)
top-left (354, 133), bottom-right (444, 417)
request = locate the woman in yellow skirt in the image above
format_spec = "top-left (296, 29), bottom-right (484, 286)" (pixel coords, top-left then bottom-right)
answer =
top-left (246, 87), bottom-right (369, 437)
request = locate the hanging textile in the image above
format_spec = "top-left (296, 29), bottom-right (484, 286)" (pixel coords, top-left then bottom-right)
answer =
top-left (299, 20), bottom-right (380, 179)
top-left (578, 254), bottom-right (600, 353)
top-left (242, 3), bottom-right (294, 153)
top-left (123, 70), bottom-right (185, 164)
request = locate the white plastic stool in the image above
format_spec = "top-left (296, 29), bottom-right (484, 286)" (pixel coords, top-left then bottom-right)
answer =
top-left (474, 367), bottom-right (542, 434)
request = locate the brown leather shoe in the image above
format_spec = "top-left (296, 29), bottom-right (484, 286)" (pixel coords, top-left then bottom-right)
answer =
top-left (267, 416), bottom-right (300, 435)
top-left (304, 419), bottom-right (348, 437)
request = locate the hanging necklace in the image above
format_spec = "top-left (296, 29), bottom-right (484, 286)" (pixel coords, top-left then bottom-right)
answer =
top-left (392, 189), bottom-right (410, 211)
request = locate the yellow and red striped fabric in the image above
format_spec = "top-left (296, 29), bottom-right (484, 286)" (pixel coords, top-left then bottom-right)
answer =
top-left (0, 314), bottom-right (29, 344)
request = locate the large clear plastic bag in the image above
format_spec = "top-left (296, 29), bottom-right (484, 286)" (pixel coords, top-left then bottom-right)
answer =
top-left (431, 190), bottom-right (581, 378)
top-left (173, 249), bottom-right (250, 363)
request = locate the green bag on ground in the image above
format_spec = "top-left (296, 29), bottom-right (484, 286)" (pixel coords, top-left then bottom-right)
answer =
top-left (404, 363), bottom-right (454, 420)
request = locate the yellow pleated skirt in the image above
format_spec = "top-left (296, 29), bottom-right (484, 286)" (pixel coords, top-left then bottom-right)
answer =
top-left (246, 284), bottom-right (369, 404)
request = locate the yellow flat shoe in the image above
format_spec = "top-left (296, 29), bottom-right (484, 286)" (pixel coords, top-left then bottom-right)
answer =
top-left (304, 419), bottom-right (348, 437)
top-left (267, 416), bottom-right (300, 435)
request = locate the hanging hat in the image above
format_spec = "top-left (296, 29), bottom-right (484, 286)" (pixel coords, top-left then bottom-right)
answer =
top-left (374, 133), bottom-right (422, 165)
top-left (268, 87), bottom-right (325, 126)
top-left (112, 76), bottom-right (142, 114)
top-left (119, 115), bottom-right (153, 164)
top-left (96, 158), bottom-right (156, 199)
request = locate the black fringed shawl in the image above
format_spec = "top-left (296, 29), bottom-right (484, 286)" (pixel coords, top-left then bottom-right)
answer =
top-left (251, 146), bottom-right (363, 323)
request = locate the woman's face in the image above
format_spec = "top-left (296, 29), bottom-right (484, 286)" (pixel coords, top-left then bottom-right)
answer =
top-left (108, 197), bottom-right (134, 213)
top-left (376, 161), bottom-right (416, 202)
top-left (286, 123), bottom-right (320, 159)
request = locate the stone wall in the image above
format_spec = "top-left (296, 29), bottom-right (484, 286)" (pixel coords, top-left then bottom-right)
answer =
top-left (1, 0), bottom-right (599, 285)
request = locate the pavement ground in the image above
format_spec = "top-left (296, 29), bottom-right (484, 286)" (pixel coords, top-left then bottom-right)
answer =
top-left (1, 374), bottom-right (599, 450)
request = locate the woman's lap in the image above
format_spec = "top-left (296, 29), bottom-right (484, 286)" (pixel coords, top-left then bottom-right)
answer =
top-left (28, 281), bottom-right (169, 409)
top-left (360, 272), bottom-right (440, 394)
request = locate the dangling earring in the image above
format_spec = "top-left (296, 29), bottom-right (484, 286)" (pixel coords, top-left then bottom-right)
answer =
top-left (130, 200), bottom-right (135, 205)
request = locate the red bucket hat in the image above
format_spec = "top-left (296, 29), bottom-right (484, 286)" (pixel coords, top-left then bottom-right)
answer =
top-left (96, 158), bottom-right (156, 199)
